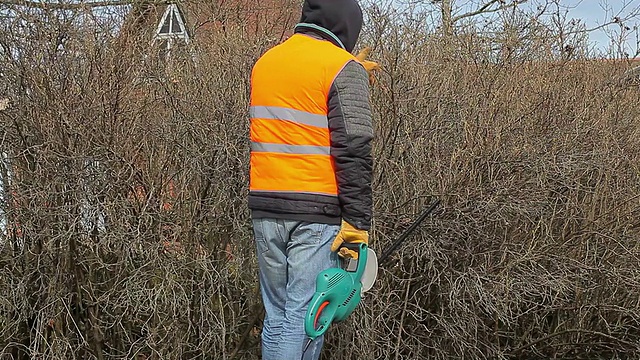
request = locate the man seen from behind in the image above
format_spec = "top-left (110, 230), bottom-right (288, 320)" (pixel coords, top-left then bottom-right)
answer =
top-left (248, 0), bottom-right (374, 359)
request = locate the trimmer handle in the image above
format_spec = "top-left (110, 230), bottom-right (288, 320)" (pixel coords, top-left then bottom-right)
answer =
top-left (305, 290), bottom-right (340, 340)
top-left (340, 242), bottom-right (364, 272)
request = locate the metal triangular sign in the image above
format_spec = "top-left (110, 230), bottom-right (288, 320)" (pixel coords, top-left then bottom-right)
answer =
top-left (154, 4), bottom-right (189, 40)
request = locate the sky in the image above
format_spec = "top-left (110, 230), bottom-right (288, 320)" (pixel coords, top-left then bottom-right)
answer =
top-left (387, 0), bottom-right (640, 58)
top-left (541, 0), bottom-right (640, 56)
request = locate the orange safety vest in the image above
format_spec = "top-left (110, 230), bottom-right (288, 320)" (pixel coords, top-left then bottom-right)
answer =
top-left (249, 34), bottom-right (357, 198)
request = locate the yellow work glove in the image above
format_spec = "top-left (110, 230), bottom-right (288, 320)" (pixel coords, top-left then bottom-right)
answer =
top-left (355, 47), bottom-right (381, 85)
top-left (330, 219), bottom-right (369, 259)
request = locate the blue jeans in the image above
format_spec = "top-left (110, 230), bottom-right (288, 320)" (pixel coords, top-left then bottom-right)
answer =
top-left (252, 217), bottom-right (340, 360)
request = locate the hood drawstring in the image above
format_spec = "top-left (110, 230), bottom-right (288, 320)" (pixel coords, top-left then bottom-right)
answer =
top-left (294, 23), bottom-right (346, 50)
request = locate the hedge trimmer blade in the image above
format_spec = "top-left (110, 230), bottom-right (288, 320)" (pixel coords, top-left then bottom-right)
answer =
top-left (360, 248), bottom-right (378, 293)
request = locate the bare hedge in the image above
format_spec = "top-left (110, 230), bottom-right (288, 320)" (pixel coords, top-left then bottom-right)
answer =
top-left (1, 2), bottom-right (640, 359)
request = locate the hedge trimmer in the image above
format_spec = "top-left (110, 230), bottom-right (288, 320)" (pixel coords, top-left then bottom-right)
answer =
top-left (301, 198), bottom-right (441, 357)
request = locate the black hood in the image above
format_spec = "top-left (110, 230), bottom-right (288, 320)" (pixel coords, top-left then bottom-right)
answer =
top-left (294, 0), bottom-right (363, 53)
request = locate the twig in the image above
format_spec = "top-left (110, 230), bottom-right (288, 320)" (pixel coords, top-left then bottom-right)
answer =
top-left (229, 286), bottom-right (264, 360)
top-left (511, 329), bottom-right (640, 355)
top-left (0, 0), bottom-right (168, 9)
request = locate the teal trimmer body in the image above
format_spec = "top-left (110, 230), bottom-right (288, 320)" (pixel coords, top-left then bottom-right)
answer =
top-left (304, 242), bottom-right (372, 340)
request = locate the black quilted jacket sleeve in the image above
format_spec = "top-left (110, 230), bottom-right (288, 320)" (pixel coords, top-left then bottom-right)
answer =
top-left (327, 60), bottom-right (374, 230)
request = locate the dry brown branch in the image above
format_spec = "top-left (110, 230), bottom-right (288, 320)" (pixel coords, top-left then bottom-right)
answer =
top-left (452, 0), bottom-right (529, 23)
top-left (0, 0), bottom-right (167, 9)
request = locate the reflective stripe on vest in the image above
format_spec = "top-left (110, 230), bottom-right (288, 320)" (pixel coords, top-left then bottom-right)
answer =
top-left (250, 106), bottom-right (328, 129)
top-left (249, 34), bottom-right (357, 196)
top-left (251, 142), bottom-right (330, 156)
